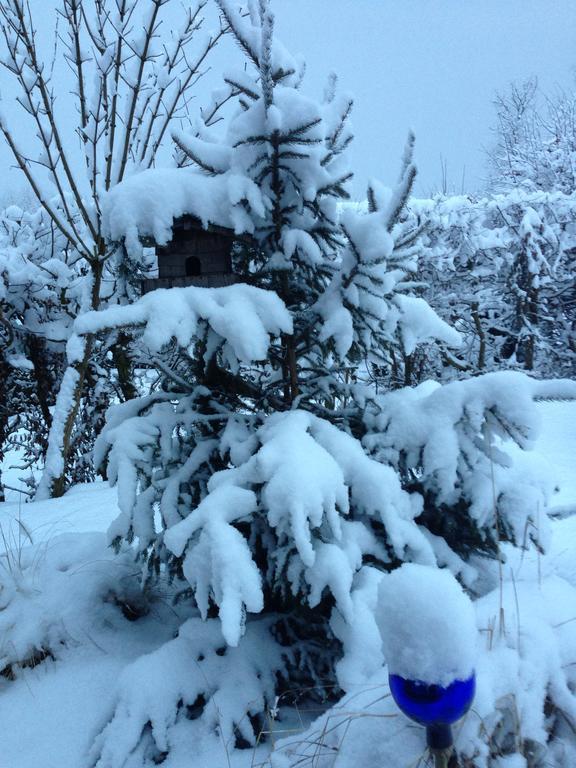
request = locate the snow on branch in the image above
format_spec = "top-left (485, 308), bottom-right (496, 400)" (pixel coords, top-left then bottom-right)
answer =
top-left (214, 0), bottom-right (297, 83)
top-left (318, 186), bottom-right (460, 361)
top-left (171, 129), bottom-right (232, 175)
top-left (154, 409), bottom-right (434, 646)
top-left (165, 486), bottom-right (263, 646)
top-left (364, 371), bottom-right (556, 549)
top-left (74, 283), bottom-right (292, 364)
top-left (89, 617), bottom-right (286, 767)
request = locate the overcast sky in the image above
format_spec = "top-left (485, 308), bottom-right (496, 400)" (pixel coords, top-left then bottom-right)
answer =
top-left (274, 0), bottom-right (576, 196)
top-left (0, 0), bottom-right (575, 200)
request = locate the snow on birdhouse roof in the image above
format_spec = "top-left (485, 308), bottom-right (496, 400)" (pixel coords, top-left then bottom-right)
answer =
top-left (102, 168), bottom-right (241, 258)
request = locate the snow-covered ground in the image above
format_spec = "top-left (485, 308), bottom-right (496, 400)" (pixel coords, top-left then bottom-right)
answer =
top-left (0, 401), bottom-right (575, 768)
top-left (538, 401), bottom-right (576, 511)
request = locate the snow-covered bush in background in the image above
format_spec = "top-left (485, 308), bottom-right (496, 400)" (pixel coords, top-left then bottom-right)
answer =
top-left (413, 189), bottom-right (576, 380)
top-left (488, 78), bottom-right (576, 196)
top-left (0, 197), bottom-right (144, 497)
top-left (0, 204), bottom-right (73, 495)
top-left (413, 82), bottom-right (576, 383)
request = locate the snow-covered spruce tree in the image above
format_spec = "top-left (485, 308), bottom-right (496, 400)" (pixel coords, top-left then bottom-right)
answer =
top-left (83, 3), bottom-right (572, 763)
top-left (0, 0), bottom-right (224, 498)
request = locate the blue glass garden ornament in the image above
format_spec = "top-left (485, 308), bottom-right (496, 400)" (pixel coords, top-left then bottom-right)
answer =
top-left (389, 672), bottom-right (476, 755)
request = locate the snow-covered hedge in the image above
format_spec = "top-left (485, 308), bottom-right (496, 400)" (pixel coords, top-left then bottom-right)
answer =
top-left (413, 189), bottom-right (576, 379)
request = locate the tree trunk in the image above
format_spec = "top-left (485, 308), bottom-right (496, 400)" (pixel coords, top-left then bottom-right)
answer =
top-left (36, 259), bottom-right (103, 499)
top-left (111, 332), bottom-right (138, 402)
top-left (471, 302), bottom-right (486, 371)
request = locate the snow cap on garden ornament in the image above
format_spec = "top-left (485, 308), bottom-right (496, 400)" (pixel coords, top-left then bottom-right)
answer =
top-left (377, 564), bottom-right (476, 744)
top-left (377, 563), bottom-right (476, 737)
top-left (377, 563), bottom-right (476, 687)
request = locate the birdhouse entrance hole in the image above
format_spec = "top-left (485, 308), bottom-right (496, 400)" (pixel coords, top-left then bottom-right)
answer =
top-left (185, 256), bottom-right (202, 277)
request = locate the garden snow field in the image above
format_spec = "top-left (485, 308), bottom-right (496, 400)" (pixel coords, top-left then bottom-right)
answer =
top-left (0, 400), bottom-right (575, 768)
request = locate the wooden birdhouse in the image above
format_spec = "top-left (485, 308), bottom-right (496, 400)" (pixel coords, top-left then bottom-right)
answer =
top-left (141, 215), bottom-right (239, 293)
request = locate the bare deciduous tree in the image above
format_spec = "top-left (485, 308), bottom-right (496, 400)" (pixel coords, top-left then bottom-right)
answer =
top-left (0, 0), bottom-right (225, 497)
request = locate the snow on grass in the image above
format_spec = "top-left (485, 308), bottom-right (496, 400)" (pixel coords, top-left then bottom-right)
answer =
top-left (0, 650), bottom-right (127, 768)
top-left (0, 482), bottom-right (120, 539)
top-left (0, 483), bottom-right (189, 768)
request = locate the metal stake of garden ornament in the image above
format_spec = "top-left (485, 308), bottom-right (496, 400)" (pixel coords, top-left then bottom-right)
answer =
top-left (388, 669), bottom-right (476, 767)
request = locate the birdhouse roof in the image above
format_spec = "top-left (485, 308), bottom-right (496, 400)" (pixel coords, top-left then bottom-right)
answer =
top-left (102, 168), bottom-right (241, 258)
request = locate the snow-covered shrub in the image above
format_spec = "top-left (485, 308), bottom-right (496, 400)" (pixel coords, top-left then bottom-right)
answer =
top-left (0, 526), bottom-right (137, 678)
top-left (488, 78), bottom-right (576, 196)
top-left (462, 576), bottom-right (576, 766)
top-left (0, 204), bottom-right (73, 493)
